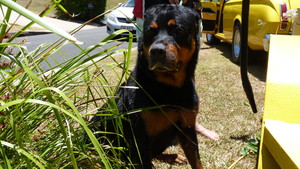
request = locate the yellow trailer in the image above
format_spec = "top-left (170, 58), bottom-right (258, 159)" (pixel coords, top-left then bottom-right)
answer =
top-left (258, 34), bottom-right (300, 168)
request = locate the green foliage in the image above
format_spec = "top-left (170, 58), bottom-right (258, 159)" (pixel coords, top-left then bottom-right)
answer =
top-left (56, 0), bottom-right (107, 22)
top-left (228, 136), bottom-right (260, 169)
top-left (0, 1), bottom-right (134, 168)
top-left (241, 136), bottom-right (260, 156)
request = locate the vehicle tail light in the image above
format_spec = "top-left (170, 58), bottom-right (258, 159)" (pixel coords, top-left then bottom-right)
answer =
top-left (280, 3), bottom-right (287, 20)
top-left (280, 3), bottom-right (288, 30)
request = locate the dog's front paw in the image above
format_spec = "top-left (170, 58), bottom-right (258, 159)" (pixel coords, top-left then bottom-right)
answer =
top-left (155, 153), bottom-right (188, 165)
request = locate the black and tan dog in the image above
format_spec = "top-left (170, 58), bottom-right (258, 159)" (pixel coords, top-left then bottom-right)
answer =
top-left (90, 4), bottom-right (204, 169)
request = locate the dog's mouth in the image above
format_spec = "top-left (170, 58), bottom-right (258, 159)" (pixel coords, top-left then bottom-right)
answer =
top-left (149, 61), bottom-right (182, 73)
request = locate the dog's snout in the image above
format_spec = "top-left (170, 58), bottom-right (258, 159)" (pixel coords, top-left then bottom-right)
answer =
top-left (148, 43), bottom-right (169, 71)
top-left (147, 42), bottom-right (180, 72)
top-left (150, 43), bottom-right (166, 58)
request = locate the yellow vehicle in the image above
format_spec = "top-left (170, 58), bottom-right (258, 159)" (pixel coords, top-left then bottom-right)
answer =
top-left (201, 0), bottom-right (300, 63)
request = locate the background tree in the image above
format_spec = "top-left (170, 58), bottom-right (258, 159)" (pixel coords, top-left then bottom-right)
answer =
top-left (57, 0), bottom-right (106, 23)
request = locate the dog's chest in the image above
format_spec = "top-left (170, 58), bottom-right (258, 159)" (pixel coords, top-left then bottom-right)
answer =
top-left (140, 109), bottom-right (197, 137)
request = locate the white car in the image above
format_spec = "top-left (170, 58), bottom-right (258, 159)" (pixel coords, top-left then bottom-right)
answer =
top-left (106, 0), bottom-right (136, 36)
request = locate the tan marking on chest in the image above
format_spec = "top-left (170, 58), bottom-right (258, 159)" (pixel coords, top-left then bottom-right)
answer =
top-left (141, 109), bottom-right (197, 137)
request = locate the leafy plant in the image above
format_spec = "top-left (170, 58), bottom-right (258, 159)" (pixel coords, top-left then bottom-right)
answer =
top-left (241, 136), bottom-right (260, 156)
top-left (228, 136), bottom-right (260, 169)
top-left (0, 0), bottom-right (134, 168)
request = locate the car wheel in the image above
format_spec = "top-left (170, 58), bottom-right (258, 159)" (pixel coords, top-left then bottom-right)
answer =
top-left (206, 33), bottom-right (220, 45)
top-left (232, 23), bottom-right (241, 64)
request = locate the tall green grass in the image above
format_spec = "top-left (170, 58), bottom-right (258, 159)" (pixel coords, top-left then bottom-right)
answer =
top-left (0, 1), bottom-right (133, 168)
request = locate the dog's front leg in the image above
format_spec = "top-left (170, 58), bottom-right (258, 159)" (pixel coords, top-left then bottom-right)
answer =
top-left (130, 123), bottom-right (153, 169)
top-left (134, 140), bottom-right (153, 169)
top-left (178, 127), bottom-right (203, 169)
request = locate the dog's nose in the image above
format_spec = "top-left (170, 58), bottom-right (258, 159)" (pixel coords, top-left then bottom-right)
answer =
top-left (148, 43), bottom-right (179, 72)
top-left (148, 43), bottom-right (168, 71)
top-left (149, 43), bottom-right (166, 58)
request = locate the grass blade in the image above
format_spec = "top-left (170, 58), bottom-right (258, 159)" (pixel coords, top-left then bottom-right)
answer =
top-left (0, 140), bottom-right (46, 168)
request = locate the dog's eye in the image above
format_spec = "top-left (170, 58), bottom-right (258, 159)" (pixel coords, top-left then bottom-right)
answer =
top-left (144, 27), bottom-right (154, 33)
top-left (175, 28), bottom-right (184, 34)
top-left (150, 27), bottom-right (158, 32)
top-left (145, 27), bottom-right (158, 34)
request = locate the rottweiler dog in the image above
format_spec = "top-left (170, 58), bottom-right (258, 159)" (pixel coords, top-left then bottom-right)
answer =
top-left (90, 4), bottom-right (203, 169)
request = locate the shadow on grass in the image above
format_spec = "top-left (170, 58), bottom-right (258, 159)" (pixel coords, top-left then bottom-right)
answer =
top-left (230, 135), bottom-right (251, 142)
top-left (203, 41), bottom-right (268, 82)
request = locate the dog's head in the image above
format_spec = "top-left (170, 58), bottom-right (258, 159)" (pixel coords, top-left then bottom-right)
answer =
top-left (141, 4), bottom-right (200, 87)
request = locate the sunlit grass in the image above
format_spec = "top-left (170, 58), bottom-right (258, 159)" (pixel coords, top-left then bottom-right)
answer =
top-left (16, 0), bottom-right (56, 17)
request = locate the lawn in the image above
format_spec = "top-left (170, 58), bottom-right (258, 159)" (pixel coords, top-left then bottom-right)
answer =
top-left (17, 0), bottom-right (56, 17)
top-left (107, 0), bottom-right (128, 10)
top-left (3, 1), bottom-right (267, 168)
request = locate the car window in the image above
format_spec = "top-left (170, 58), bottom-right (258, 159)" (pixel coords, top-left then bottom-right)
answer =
top-left (123, 0), bottom-right (135, 7)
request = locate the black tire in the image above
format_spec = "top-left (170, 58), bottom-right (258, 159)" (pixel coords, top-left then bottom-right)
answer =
top-left (232, 23), bottom-right (241, 64)
top-left (206, 33), bottom-right (220, 45)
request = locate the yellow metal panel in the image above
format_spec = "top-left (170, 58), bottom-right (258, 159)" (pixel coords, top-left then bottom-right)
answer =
top-left (264, 120), bottom-right (300, 169)
top-left (258, 144), bottom-right (281, 169)
top-left (258, 35), bottom-right (300, 169)
top-left (202, 1), bottom-right (218, 21)
top-left (266, 35), bottom-right (300, 84)
top-left (264, 83), bottom-right (300, 123)
top-left (263, 35), bottom-right (300, 123)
